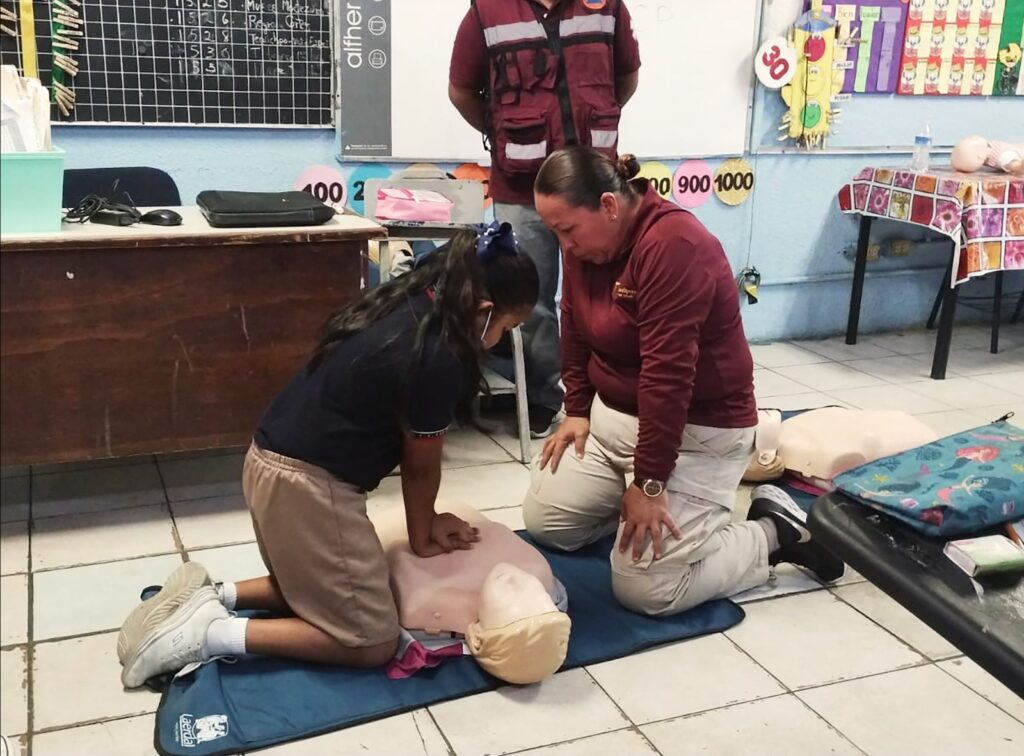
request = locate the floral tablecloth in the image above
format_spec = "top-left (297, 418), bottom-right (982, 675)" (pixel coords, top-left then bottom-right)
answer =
top-left (838, 166), bottom-right (1024, 286)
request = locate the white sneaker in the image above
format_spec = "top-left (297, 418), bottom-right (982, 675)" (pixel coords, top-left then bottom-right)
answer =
top-left (119, 584), bottom-right (228, 688)
top-left (117, 560), bottom-right (211, 667)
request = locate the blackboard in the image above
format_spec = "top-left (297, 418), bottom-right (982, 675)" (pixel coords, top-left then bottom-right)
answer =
top-left (0, 0), bottom-right (333, 126)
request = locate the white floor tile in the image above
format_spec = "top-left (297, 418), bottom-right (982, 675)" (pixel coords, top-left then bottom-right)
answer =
top-left (170, 495), bottom-right (256, 550)
top-left (33, 714), bottom-right (159, 756)
top-left (773, 362), bottom-right (885, 392)
top-left (841, 354), bottom-right (942, 383)
top-left (972, 370), bottom-right (1024, 397)
top-left (752, 369), bottom-right (810, 399)
top-left (33, 554), bottom-right (185, 641)
top-left (642, 694), bottom-right (860, 756)
top-left (488, 425), bottom-right (545, 463)
top-left (754, 392), bottom-right (838, 412)
top-left (442, 428), bottom-right (516, 468)
top-left (748, 342), bottom-right (828, 369)
top-left (484, 505), bottom-right (526, 531)
top-left (830, 566), bottom-right (868, 586)
top-left (938, 657), bottom-right (1024, 723)
top-left (588, 634), bottom-right (785, 724)
top-left (368, 462), bottom-right (530, 520)
top-left (798, 665), bottom-right (1024, 756)
top-left (913, 409), bottom-right (990, 437)
top-left (158, 452), bottom-right (244, 502)
top-left (827, 384), bottom-right (950, 414)
top-left (913, 346), bottom-right (1024, 377)
top-left (724, 592), bottom-right (924, 690)
top-left (731, 564), bottom-right (823, 604)
top-left (0, 647), bottom-right (28, 735)
top-left (793, 337), bottom-right (897, 362)
top-left (262, 709), bottom-right (448, 755)
top-left (0, 476), bottom-right (29, 523)
top-left (865, 330), bottom-right (938, 356)
top-left (0, 574), bottom-right (28, 645)
top-left (32, 462), bottom-right (166, 519)
top-left (33, 632), bottom-right (160, 730)
top-left (518, 728), bottom-right (658, 756)
top-left (833, 582), bottom-right (959, 661)
top-left (902, 376), bottom-right (1022, 410)
top-left (188, 542), bottom-right (268, 584)
top-left (32, 504), bottom-right (178, 571)
top-left (428, 669), bottom-right (627, 756)
top-left (732, 485), bottom-right (753, 519)
top-left (0, 520), bottom-right (28, 575)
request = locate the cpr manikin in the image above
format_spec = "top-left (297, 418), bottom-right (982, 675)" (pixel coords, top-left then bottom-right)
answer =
top-left (951, 135), bottom-right (1024, 176)
top-left (744, 407), bottom-right (939, 488)
top-left (372, 502), bottom-right (570, 684)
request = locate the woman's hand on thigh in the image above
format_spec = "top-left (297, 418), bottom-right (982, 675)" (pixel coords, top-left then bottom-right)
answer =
top-left (539, 417), bottom-right (591, 473)
top-left (618, 485), bottom-right (681, 562)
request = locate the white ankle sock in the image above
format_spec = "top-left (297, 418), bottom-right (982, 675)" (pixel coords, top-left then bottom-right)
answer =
top-left (216, 581), bottom-right (238, 610)
top-left (757, 517), bottom-right (781, 554)
top-left (205, 617), bottom-right (249, 657)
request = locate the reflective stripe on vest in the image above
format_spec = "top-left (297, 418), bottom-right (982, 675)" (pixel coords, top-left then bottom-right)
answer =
top-left (559, 13), bottom-right (615, 38)
top-left (590, 129), bottom-right (617, 148)
top-left (505, 139), bottom-right (548, 161)
top-left (483, 19), bottom-right (545, 47)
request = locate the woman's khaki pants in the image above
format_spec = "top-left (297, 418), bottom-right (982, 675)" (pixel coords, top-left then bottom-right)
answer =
top-left (524, 396), bottom-right (770, 616)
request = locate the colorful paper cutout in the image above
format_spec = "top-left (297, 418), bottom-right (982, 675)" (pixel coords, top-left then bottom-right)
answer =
top-left (819, 1), bottom-right (911, 93)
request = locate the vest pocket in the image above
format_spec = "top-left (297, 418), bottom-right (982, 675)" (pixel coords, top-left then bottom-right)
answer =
top-left (496, 110), bottom-right (551, 174)
top-left (585, 105), bottom-right (620, 155)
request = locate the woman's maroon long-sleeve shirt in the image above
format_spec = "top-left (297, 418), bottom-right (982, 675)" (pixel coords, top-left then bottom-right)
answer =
top-left (560, 180), bottom-right (757, 481)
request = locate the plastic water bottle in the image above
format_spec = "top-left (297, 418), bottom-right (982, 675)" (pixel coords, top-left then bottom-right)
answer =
top-left (910, 123), bottom-right (932, 172)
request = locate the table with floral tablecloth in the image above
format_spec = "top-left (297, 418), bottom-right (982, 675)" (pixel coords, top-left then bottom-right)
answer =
top-left (838, 166), bottom-right (1024, 285)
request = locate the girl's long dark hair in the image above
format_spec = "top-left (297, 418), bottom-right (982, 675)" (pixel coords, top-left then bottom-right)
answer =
top-left (308, 229), bottom-right (539, 422)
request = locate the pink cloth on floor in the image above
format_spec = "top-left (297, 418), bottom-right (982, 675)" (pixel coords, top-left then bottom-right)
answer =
top-left (386, 630), bottom-right (464, 680)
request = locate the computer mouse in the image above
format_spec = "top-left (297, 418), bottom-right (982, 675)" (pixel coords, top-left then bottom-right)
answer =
top-left (140, 208), bottom-right (183, 226)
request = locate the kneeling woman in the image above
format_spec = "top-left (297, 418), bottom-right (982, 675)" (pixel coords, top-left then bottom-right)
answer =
top-left (524, 147), bottom-right (842, 617)
top-left (118, 224), bottom-right (538, 687)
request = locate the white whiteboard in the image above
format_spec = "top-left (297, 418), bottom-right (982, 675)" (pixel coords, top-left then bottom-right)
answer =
top-left (352, 0), bottom-right (760, 161)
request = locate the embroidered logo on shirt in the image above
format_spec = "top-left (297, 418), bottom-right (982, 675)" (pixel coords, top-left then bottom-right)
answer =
top-left (612, 281), bottom-right (636, 300)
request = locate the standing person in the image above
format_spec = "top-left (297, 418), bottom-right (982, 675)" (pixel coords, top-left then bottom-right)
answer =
top-left (449, 0), bottom-right (641, 437)
top-left (116, 224), bottom-right (539, 687)
top-left (523, 147), bottom-right (843, 617)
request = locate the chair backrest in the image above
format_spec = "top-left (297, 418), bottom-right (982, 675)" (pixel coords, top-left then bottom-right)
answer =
top-left (63, 166), bottom-right (182, 208)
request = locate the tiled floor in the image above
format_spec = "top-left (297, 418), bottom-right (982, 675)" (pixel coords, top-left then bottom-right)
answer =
top-left (1, 325), bottom-right (1023, 755)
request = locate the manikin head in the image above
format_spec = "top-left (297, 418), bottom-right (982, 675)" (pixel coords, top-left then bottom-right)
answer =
top-left (951, 135), bottom-right (990, 173)
top-left (466, 563), bottom-right (571, 685)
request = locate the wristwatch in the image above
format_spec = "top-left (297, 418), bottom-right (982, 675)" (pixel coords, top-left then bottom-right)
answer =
top-left (634, 478), bottom-right (666, 497)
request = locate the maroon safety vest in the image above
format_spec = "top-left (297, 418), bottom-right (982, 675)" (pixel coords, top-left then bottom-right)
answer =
top-left (471, 0), bottom-right (622, 177)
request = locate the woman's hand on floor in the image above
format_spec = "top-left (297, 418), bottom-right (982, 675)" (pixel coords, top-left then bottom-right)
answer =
top-left (538, 416), bottom-right (591, 473)
top-left (619, 485), bottom-right (681, 561)
top-left (411, 512), bottom-right (481, 558)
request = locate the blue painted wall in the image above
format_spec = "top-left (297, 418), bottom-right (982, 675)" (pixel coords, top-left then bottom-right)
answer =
top-left (52, 8), bottom-right (1019, 343)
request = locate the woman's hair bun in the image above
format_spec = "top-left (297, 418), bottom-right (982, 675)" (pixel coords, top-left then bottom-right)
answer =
top-left (616, 153), bottom-right (640, 181)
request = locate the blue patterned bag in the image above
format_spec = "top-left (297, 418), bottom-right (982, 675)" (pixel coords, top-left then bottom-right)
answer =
top-left (834, 421), bottom-right (1024, 538)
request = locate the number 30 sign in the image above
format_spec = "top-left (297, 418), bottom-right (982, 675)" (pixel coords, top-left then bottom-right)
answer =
top-left (755, 36), bottom-right (796, 89)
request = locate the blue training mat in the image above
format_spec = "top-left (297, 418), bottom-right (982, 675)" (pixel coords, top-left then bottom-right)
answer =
top-left (154, 534), bottom-right (745, 755)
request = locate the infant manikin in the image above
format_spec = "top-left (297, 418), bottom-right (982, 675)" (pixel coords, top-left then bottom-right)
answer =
top-left (744, 407), bottom-right (938, 488)
top-left (951, 135), bottom-right (1024, 176)
top-left (372, 502), bottom-right (570, 684)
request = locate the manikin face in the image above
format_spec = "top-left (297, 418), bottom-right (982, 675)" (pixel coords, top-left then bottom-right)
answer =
top-left (534, 191), bottom-right (623, 265)
top-left (477, 563), bottom-right (556, 629)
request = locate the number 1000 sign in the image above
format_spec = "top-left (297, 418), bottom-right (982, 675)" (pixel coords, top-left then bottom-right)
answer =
top-left (714, 172), bottom-right (753, 192)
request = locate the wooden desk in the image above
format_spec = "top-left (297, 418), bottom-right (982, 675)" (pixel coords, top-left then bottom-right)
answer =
top-left (0, 208), bottom-right (386, 466)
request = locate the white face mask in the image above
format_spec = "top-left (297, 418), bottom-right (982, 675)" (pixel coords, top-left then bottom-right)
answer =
top-left (480, 308), bottom-right (494, 344)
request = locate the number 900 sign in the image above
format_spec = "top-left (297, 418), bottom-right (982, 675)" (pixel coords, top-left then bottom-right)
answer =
top-left (672, 160), bottom-right (713, 209)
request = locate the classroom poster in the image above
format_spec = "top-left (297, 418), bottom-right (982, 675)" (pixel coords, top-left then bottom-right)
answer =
top-left (992, 0), bottom-right (1024, 94)
top-left (819, 2), bottom-right (911, 93)
top-left (897, 0), bottom-right (1013, 96)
